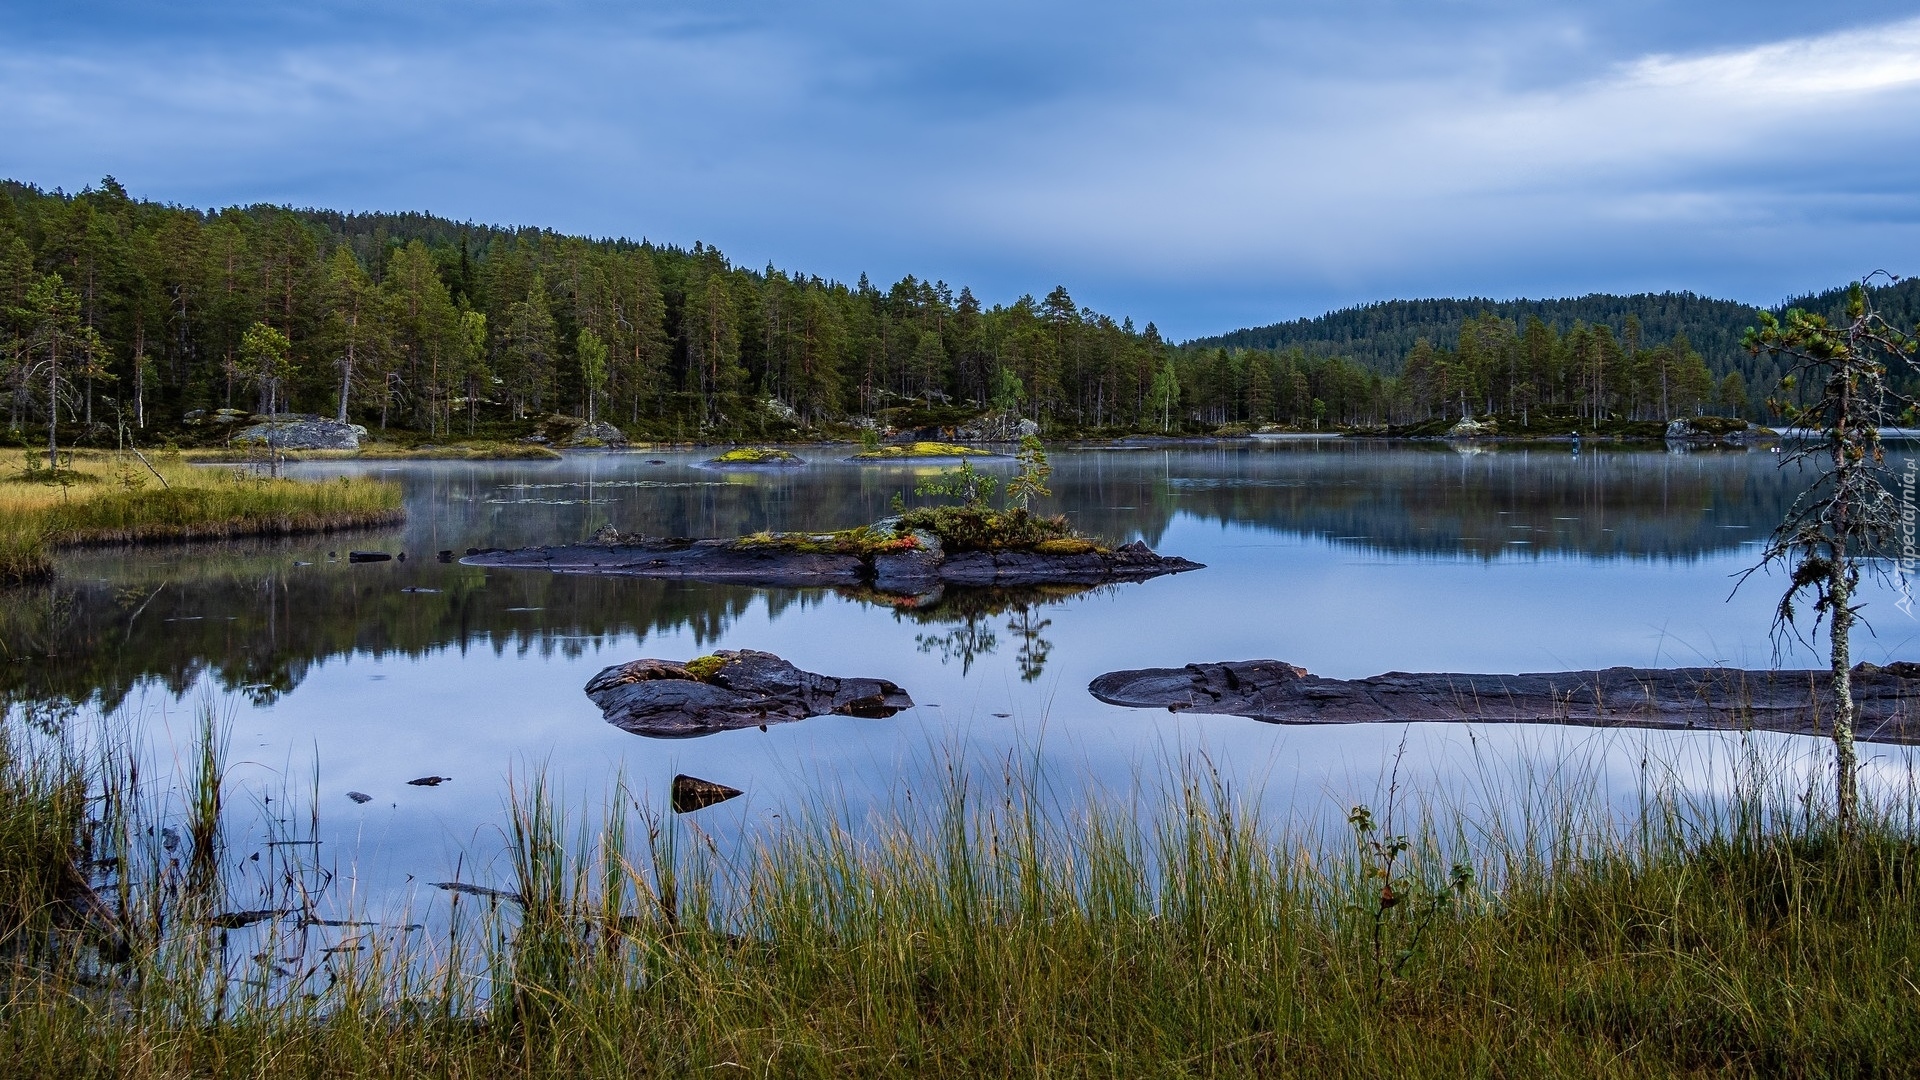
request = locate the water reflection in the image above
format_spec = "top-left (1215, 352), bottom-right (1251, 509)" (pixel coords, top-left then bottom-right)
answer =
top-left (0, 445), bottom-right (1821, 716)
top-left (898, 585), bottom-right (1085, 678)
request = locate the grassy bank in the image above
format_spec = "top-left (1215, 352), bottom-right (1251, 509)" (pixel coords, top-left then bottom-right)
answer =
top-left (3, 710), bottom-right (1917, 1077)
top-left (0, 453), bottom-right (403, 584)
top-left (182, 441), bottom-right (562, 462)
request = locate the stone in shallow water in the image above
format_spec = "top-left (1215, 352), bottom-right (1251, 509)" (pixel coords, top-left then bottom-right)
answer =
top-left (672, 774), bottom-right (744, 814)
top-left (585, 648), bottom-right (914, 738)
top-left (1089, 661), bottom-right (1920, 744)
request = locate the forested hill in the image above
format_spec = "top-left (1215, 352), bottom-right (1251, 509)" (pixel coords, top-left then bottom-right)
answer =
top-left (1191, 280), bottom-right (1920, 377)
top-left (1192, 293), bottom-right (1764, 373)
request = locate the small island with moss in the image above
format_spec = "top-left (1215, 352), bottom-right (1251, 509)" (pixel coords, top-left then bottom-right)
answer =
top-left (463, 505), bottom-right (1199, 592)
top-left (849, 441), bottom-right (998, 461)
top-left (702, 447), bottom-right (807, 467)
top-left (466, 440), bottom-right (1200, 592)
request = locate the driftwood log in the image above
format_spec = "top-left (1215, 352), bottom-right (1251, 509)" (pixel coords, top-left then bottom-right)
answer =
top-left (585, 649), bottom-right (914, 738)
top-left (1088, 660), bottom-right (1920, 744)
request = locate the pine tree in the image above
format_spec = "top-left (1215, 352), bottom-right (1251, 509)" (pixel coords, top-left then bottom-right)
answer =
top-left (11, 273), bottom-right (108, 468)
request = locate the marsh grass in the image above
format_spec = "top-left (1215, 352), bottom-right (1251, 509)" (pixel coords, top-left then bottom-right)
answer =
top-left (0, 452), bottom-right (403, 583)
top-left (3, 714), bottom-right (1919, 1078)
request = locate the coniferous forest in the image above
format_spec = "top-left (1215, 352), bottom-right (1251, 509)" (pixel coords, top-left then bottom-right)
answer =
top-left (4, 176), bottom-right (1915, 441)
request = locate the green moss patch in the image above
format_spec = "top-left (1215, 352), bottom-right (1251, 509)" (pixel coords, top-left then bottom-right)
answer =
top-left (850, 441), bottom-right (992, 460)
top-left (708, 447), bottom-right (804, 465)
top-left (683, 654), bottom-right (727, 680)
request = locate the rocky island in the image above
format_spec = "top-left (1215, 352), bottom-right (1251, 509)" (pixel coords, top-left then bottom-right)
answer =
top-left (463, 505), bottom-right (1203, 594)
top-left (1089, 660), bottom-right (1920, 744)
top-left (586, 649), bottom-right (914, 738)
top-left (701, 447), bottom-right (807, 467)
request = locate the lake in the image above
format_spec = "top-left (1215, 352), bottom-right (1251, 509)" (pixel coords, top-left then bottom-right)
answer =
top-left (9, 441), bottom-right (1919, 915)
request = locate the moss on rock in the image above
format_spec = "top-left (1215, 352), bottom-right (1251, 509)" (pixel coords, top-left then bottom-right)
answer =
top-left (850, 441), bottom-right (992, 460)
top-left (708, 447), bottom-right (804, 465)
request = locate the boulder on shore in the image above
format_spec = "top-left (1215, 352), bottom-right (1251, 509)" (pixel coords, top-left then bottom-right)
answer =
top-left (1089, 660), bottom-right (1920, 744)
top-left (1664, 417), bottom-right (1769, 443)
top-left (1445, 416), bottom-right (1498, 439)
top-left (231, 416), bottom-right (365, 450)
top-left (524, 414), bottom-right (630, 448)
top-left (585, 649), bottom-right (914, 738)
top-left (956, 411), bottom-right (1041, 443)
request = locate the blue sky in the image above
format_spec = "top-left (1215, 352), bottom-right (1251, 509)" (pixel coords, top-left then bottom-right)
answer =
top-left (5, 1), bottom-right (1920, 338)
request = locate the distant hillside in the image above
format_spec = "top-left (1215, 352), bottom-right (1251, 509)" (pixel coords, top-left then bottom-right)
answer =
top-left (1192, 280), bottom-right (1920, 378)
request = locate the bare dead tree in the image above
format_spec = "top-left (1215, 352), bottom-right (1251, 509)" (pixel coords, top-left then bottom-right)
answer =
top-left (1740, 274), bottom-right (1917, 833)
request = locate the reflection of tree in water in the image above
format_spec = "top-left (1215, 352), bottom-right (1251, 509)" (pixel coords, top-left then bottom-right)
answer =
top-left (1007, 607), bottom-right (1053, 682)
top-left (890, 585), bottom-right (1086, 681)
top-left (0, 542), bottom-right (784, 715)
top-left (916, 615), bottom-right (997, 676)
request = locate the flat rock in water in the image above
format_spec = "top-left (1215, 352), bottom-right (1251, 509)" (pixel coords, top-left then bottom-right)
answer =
top-left (672, 774), bottom-right (744, 813)
top-left (464, 535), bottom-right (1200, 593)
top-left (1089, 660), bottom-right (1920, 744)
top-left (585, 648), bottom-right (914, 738)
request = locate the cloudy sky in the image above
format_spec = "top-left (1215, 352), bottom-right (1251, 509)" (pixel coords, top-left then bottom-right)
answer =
top-left (5, 1), bottom-right (1920, 338)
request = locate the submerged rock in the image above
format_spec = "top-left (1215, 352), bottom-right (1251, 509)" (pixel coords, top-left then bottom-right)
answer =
top-left (433, 881), bottom-right (523, 904)
top-left (1089, 660), bottom-right (1920, 744)
top-left (585, 648), bottom-right (914, 738)
top-left (672, 774), bottom-right (744, 813)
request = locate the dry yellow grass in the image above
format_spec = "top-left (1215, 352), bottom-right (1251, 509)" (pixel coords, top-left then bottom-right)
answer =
top-left (0, 452), bottom-right (402, 583)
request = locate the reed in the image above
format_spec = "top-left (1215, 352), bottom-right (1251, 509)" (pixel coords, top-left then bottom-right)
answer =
top-left (2, 714), bottom-right (1917, 1078)
top-left (0, 452), bottom-right (402, 583)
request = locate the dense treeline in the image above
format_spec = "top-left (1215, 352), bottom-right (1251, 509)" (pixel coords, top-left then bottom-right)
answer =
top-left (4, 176), bottom-right (1909, 440)
top-left (1194, 292), bottom-right (1767, 373)
top-left (1194, 281), bottom-right (1920, 417)
top-left (0, 177), bottom-right (1198, 440)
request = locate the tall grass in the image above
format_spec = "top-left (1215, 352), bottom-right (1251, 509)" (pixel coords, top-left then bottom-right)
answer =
top-left (0, 452), bottom-right (402, 583)
top-left (2, 714), bottom-right (1918, 1077)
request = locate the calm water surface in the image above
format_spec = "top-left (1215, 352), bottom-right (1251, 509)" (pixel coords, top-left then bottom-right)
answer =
top-left (9, 442), bottom-right (1919, 912)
